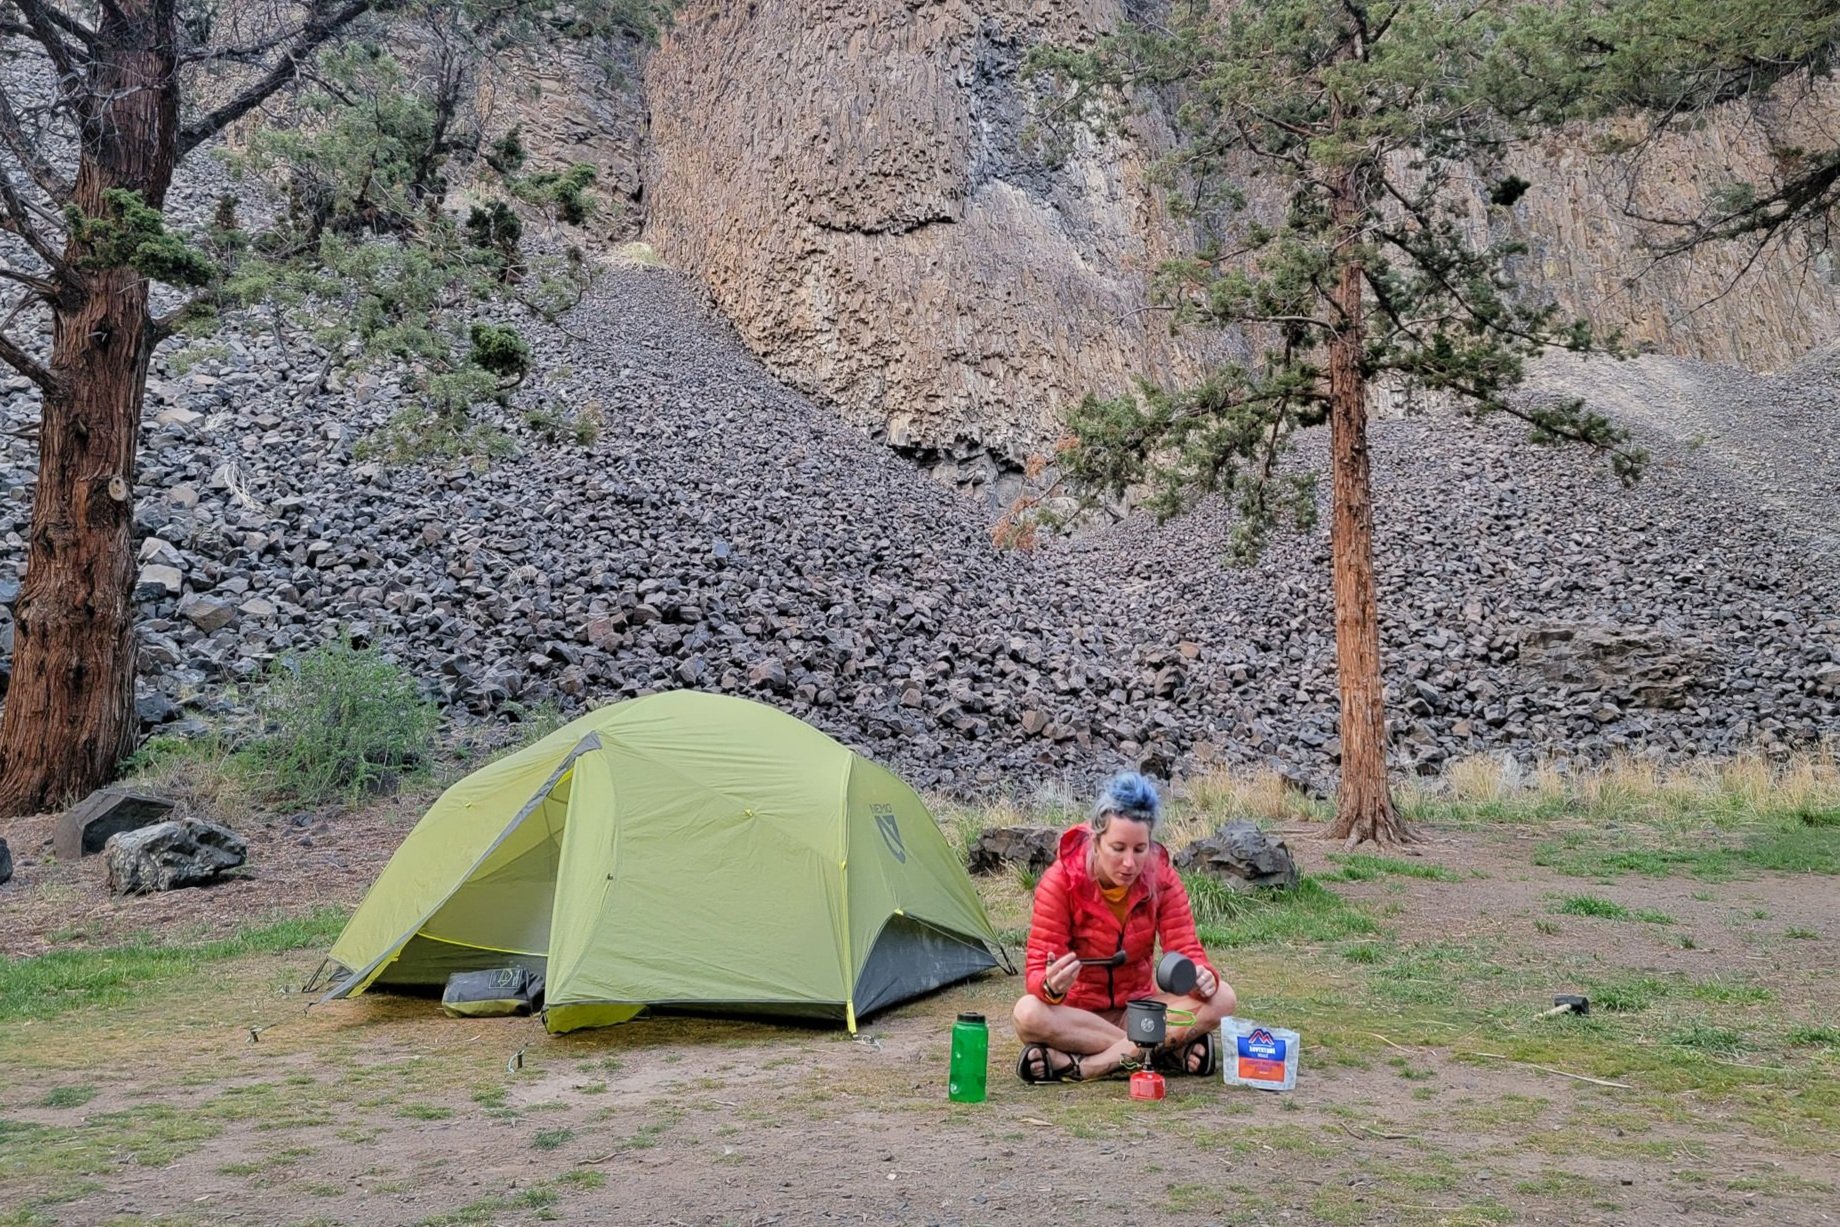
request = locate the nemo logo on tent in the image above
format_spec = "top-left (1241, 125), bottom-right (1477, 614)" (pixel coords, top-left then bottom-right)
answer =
top-left (872, 805), bottom-right (907, 862)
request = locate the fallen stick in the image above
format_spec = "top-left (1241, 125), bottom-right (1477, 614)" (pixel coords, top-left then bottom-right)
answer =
top-left (1360, 1031), bottom-right (1415, 1053)
top-left (1469, 1051), bottom-right (1631, 1089)
top-left (1337, 1122), bottom-right (1410, 1141)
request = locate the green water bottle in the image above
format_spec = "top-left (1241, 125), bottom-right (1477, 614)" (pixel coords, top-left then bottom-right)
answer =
top-left (948, 1011), bottom-right (989, 1103)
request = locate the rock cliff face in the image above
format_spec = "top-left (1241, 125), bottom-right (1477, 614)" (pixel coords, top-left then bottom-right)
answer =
top-left (641, 0), bottom-right (1233, 472)
top-left (485, 39), bottom-right (650, 243)
top-left (1497, 81), bottom-right (1840, 367)
top-left (639, 2), bottom-right (1840, 454)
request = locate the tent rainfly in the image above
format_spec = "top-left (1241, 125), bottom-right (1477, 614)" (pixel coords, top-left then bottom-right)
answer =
top-left (315, 691), bottom-right (1010, 1033)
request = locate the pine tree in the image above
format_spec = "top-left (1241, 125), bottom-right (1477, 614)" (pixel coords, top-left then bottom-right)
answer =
top-left (1034, 0), bottom-right (1644, 846)
top-left (1486, 0), bottom-right (1840, 255)
top-left (0, 0), bottom-right (670, 816)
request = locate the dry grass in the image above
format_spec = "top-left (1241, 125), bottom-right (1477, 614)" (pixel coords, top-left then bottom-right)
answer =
top-left (934, 751), bottom-right (1840, 854)
top-left (1400, 750), bottom-right (1840, 831)
top-left (1162, 768), bottom-right (1332, 843)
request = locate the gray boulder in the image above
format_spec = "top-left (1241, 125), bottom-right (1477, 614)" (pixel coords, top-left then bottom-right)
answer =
top-left (104, 819), bottom-right (247, 894)
top-left (54, 788), bottom-right (176, 859)
top-left (0, 836), bottom-right (11, 885)
top-left (1174, 820), bottom-right (1300, 890)
top-left (966, 825), bottom-right (1059, 876)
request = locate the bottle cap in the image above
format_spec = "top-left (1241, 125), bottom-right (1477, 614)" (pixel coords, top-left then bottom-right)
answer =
top-left (956, 1012), bottom-right (986, 1024)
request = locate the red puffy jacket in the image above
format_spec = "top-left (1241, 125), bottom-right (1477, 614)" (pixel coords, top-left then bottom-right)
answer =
top-left (1024, 823), bottom-right (1215, 1012)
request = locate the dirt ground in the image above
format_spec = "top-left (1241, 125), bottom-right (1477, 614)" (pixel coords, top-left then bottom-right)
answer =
top-left (2, 816), bottom-right (1836, 1227)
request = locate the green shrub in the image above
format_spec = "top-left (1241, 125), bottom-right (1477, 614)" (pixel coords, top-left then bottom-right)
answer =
top-left (464, 200), bottom-right (523, 273)
top-left (247, 639), bottom-right (438, 805)
top-left (518, 163), bottom-right (598, 225)
top-left (485, 127), bottom-right (528, 175)
top-left (355, 404), bottom-right (515, 465)
top-left (468, 322), bottom-right (530, 382)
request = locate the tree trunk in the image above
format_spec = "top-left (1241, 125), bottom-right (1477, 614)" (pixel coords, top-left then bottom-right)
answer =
top-left (0, 0), bottom-right (179, 817)
top-left (1322, 172), bottom-right (1409, 849)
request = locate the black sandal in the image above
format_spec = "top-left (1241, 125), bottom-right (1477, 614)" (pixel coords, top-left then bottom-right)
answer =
top-left (1154, 1031), bottom-right (1219, 1078)
top-left (1016, 1043), bottom-right (1085, 1084)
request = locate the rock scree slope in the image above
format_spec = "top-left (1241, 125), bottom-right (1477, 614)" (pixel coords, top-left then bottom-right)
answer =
top-left (1, 264), bottom-right (1837, 797)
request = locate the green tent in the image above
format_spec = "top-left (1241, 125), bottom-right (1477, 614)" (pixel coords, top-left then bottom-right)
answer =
top-left (317, 691), bottom-right (1009, 1033)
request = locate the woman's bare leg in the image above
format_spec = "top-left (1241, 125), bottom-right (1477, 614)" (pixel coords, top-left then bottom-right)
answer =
top-left (1012, 996), bottom-right (1140, 1080)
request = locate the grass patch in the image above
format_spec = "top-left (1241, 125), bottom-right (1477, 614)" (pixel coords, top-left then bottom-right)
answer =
top-left (1783, 927), bottom-right (1818, 940)
top-left (531, 1127), bottom-right (575, 1150)
top-left (396, 1104), bottom-right (454, 1121)
top-left (0, 1106), bottom-right (224, 1185)
top-left (1531, 815), bottom-right (1836, 883)
top-left (1666, 1021), bottom-right (1746, 1058)
top-left (621, 1121), bottom-right (672, 1150)
top-left (36, 1085), bottom-right (98, 1109)
top-left (1554, 894), bottom-right (1630, 920)
top-left (1183, 874), bottom-right (1378, 947)
top-left (414, 1185), bottom-right (561, 1226)
top-left (1786, 1026), bottom-right (1840, 1048)
top-left (1591, 977), bottom-right (1669, 1013)
top-left (558, 1170), bottom-right (605, 1190)
top-left (1322, 854), bottom-right (1464, 883)
top-left (0, 908), bottom-right (348, 1023)
top-left (1686, 979), bottom-right (1773, 1005)
top-left (122, 639), bottom-right (441, 811)
top-left (1740, 826), bottom-right (1840, 875)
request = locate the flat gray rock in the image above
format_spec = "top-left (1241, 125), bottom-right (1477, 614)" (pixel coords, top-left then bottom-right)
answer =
top-left (1174, 820), bottom-right (1300, 890)
top-left (54, 789), bottom-right (177, 860)
top-left (966, 825), bottom-right (1059, 877)
top-left (105, 818), bottom-right (247, 894)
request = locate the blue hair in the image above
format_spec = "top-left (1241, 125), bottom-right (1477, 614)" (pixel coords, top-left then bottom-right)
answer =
top-left (1091, 771), bottom-right (1161, 828)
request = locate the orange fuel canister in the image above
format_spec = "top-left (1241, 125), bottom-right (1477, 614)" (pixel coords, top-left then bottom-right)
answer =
top-left (1128, 1070), bottom-right (1166, 1101)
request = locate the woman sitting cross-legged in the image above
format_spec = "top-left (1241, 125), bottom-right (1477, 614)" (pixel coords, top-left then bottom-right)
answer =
top-left (1013, 772), bottom-right (1236, 1083)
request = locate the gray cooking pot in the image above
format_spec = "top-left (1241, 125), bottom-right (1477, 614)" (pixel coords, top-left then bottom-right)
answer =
top-left (1124, 998), bottom-right (1168, 1046)
top-left (1156, 952), bottom-right (1197, 995)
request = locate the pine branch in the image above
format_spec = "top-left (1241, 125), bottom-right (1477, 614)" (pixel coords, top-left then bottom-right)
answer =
top-left (0, 328), bottom-right (54, 394)
top-left (0, 264), bottom-right (54, 295)
top-left (0, 168), bottom-right (69, 271)
top-left (179, 13), bottom-right (340, 65)
top-left (13, 0), bottom-right (97, 48)
top-left (0, 77), bottom-right (73, 201)
top-left (9, 0), bottom-right (87, 80)
top-left (0, 288), bottom-right (40, 335)
top-left (148, 289), bottom-right (212, 341)
top-left (177, 0), bottom-right (375, 156)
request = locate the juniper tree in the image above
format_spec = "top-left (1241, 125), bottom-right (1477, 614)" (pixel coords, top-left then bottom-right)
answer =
top-left (1034, 0), bottom-right (1645, 847)
top-left (0, 0), bottom-right (669, 816)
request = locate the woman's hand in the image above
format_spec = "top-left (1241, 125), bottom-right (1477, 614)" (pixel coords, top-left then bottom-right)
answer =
top-left (1194, 964), bottom-right (1219, 1000)
top-left (1041, 951), bottom-right (1081, 1000)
